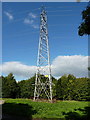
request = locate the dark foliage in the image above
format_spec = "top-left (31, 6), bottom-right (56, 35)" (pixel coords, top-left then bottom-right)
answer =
top-left (18, 76), bottom-right (35, 98)
top-left (1, 73), bottom-right (90, 101)
top-left (78, 3), bottom-right (90, 36)
top-left (56, 74), bottom-right (90, 101)
top-left (2, 73), bottom-right (19, 98)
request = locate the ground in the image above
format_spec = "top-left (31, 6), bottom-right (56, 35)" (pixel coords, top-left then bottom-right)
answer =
top-left (1, 99), bottom-right (90, 120)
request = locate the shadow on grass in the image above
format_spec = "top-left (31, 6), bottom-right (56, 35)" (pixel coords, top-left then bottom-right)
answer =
top-left (2, 103), bottom-right (37, 120)
top-left (63, 106), bottom-right (90, 120)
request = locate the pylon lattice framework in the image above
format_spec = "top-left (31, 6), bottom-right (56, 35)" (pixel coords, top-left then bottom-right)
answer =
top-left (34, 7), bottom-right (52, 101)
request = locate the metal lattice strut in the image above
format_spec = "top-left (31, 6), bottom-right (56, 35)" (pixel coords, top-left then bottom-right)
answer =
top-left (34, 6), bottom-right (52, 102)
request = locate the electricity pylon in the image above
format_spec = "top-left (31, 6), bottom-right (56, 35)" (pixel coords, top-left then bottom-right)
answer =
top-left (34, 7), bottom-right (52, 102)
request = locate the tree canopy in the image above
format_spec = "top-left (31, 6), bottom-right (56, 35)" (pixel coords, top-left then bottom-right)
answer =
top-left (78, 3), bottom-right (90, 36)
top-left (2, 73), bottom-right (19, 98)
top-left (1, 73), bottom-right (90, 101)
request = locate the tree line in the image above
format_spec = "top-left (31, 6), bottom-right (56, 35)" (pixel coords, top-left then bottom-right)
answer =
top-left (0, 73), bottom-right (90, 101)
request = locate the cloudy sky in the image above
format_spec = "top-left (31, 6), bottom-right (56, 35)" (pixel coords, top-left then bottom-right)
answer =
top-left (1, 2), bottom-right (89, 80)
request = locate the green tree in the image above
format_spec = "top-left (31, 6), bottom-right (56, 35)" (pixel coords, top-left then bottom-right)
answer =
top-left (2, 73), bottom-right (19, 98)
top-left (56, 74), bottom-right (68, 100)
top-left (74, 77), bottom-right (90, 101)
top-left (56, 74), bottom-right (76, 100)
top-left (78, 3), bottom-right (90, 36)
top-left (18, 75), bottom-right (57, 99)
top-left (18, 76), bottom-right (35, 98)
top-left (52, 76), bottom-right (57, 98)
top-left (56, 77), bottom-right (62, 100)
top-left (66, 74), bottom-right (76, 100)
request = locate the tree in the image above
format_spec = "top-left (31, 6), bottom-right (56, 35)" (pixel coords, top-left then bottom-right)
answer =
top-left (56, 74), bottom-right (68, 100)
top-left (52, 76), bottom-right (57, 98)
top-left (18, 76), bottom-right (35, 98)
top-left (2, 73), bottom-right (90, 101)
top-left (66, 74), bottom-right (76, 100)
top-left (18, 75), bottom-right (57, 99)
top-left (73, 77), bottom-right (90, 101)
top-left (78, 3), bottom-right (90, 36)
top-left (2, 73), bottom-right (19, 98)
top-left (56, 74), bottom-right (76, 100)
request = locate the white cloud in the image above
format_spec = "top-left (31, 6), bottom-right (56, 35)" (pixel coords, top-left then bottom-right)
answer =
top-left (4, 11), bottom-right (13, 20)
top-left (29, 12), bottom-right (37, 19)
top-left (24, 12), bottom-right (38, 29)
top-left (51, 55), bottom-right (89, 78)
top-left (0, 55), bottom-right (89, 80)
top-left (24, 18), bottom-right (39, 28)
top-left (0, 61), bottom-right (36, 78)
top-left (24, 18), bottom-right (34, 24)
top-left (32, 24), bottom-right (39, 29)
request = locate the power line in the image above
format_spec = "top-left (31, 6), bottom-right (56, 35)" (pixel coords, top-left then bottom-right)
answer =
top-left (6, 31), bottom-right (39, 38)
top-left (13, 6), bottom-right (85, 15)
top-left (48, 14), bottom-right (81, 17)
top-left (47, 10), bottom-right (73, 12)
top-left (12, 7), bottom-right (41, 15)
top-left (3, 4), bottom-right (85, 25)
top-left (4, 4), bottom-right (87, 16)
top-left (48, 23), bottom-right (78, 26)
top-left (45, 5), bottom-right (87, 8)
top-left (4, 12), bottom-right (81, 25)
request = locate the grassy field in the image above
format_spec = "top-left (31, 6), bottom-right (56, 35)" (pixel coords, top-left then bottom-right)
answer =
top-left (2, 98), bottom-right (90, 120)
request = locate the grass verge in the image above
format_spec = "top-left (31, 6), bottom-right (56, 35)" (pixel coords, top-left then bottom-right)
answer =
top-left (2, 98), bottom-right (90, 119)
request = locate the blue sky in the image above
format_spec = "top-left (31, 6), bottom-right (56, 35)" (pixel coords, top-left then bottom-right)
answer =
top-left (1, 2), bottom-right (89, 80)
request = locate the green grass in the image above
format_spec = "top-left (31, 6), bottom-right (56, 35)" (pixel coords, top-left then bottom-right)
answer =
top-left (2, 98), bottom-right (90, 119)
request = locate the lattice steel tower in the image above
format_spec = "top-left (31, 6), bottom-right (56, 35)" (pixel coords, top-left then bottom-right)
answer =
top-left (34, 7), bottom-right (52, 102)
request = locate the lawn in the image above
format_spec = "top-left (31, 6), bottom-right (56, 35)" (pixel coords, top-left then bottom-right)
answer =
top-left (2, 99), bottom-right (90, 120)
